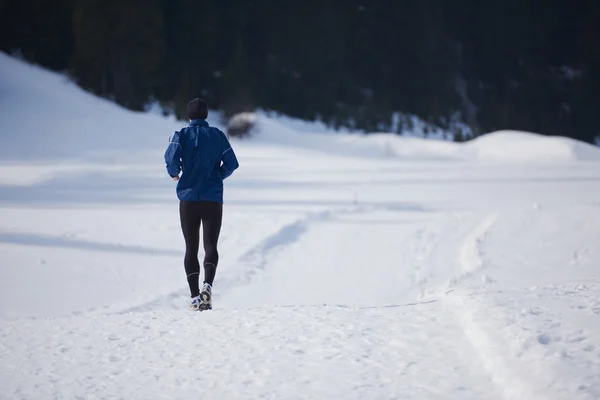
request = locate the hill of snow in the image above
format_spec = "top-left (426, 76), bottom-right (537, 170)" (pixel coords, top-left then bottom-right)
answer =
top-left (463, 130), bottom-right (600, 162)
top-left (223, 111), bottom-right (600, 163)
top-left (1, 52), bottom-right (600, 399)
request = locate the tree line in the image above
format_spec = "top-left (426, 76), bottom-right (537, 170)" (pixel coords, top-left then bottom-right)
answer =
top-left (1, 0), bottom-right (598, 143)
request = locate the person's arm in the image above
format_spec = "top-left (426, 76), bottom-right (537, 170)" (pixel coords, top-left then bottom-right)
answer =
top-left (218, 131), bottom-right (239, 180)
top-left (164, 132), bottom-right (183, 180)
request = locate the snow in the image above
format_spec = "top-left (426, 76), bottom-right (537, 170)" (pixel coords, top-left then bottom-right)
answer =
top-left (463, 130), bottom-right (600, 163)
top-left (1, 306), bottom-right (497, 399)
top-left (1, 51), bottom-right (600, 399)
top-left (236, 114), bottom-right (600, 163)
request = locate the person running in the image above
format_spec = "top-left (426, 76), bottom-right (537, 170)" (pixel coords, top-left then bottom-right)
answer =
top-left (164, 98), bottom-right (239, 311)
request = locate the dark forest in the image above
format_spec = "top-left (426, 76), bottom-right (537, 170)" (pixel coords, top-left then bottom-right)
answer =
top-left (1, 0), bottom-right (598, 142)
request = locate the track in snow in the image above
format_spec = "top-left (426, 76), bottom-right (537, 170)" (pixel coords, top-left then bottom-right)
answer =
top-left (0, 305), bottom-right (499, 400)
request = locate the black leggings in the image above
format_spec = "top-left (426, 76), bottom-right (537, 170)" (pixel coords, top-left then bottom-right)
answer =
top-left (179, 200), bottom-right (223, 297)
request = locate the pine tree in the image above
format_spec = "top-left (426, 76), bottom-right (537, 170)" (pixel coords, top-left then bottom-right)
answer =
top-left (0, 0), bottom-right (74, 71)
top-left (71, 0), bottom-right (164, 110)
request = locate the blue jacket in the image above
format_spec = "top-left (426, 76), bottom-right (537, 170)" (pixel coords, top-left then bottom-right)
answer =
top-left (164, 119), bottom-right (239, 203)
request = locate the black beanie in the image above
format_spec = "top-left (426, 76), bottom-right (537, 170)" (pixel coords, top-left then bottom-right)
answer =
top-left (187, 98), bottom-right (208, 120)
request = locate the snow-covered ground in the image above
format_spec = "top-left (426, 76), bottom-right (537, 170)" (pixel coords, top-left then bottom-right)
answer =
top-left (1, 52), bottom-right (600, 399)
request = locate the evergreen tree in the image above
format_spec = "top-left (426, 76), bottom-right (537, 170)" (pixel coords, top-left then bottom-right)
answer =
top-left (160, 0), bottom-right (221, 118)
top-left (71, 0), bottom-right (164, 110)
top-left (0, 0), bottom-right (74, 70)
top-left (1, 1), bottom-right (598, 143)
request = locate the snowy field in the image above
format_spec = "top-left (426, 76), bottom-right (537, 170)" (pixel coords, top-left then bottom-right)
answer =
top-left (1, 52), bottom-right (600, 399)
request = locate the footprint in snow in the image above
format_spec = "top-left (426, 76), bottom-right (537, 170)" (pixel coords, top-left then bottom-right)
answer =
top-left (537, 333), bottom-right (551, 345)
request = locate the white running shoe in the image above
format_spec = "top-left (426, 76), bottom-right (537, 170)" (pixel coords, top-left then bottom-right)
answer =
top-left (200, 283), bottom-right (212, 310)
top-left (190, 295), bottom-right (202, 311)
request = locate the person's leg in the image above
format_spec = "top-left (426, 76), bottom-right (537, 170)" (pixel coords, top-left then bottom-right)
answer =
top-left (201, 201), bottom-right (223, 286)
top-left (179, 200), bottom-right (202, 298)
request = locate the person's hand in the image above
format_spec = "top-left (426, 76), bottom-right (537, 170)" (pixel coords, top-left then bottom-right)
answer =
top-left (172, 176), bottom-right (180, 181)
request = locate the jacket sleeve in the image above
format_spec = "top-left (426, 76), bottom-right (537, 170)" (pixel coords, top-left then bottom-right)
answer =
top-left (218, 131), bottom-right (239, 180)
top-left (164, 132), bottom-right (183, 178)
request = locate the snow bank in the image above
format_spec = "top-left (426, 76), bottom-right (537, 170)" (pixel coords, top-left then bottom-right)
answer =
top-left (356, 133), bottom-right (460, 160)
top-left (0, 52), bottom-right (222, 162)
top-left (240, 114), bottom-right (600, 163)
top-left (240, 115), bottom-right (463, 160)
top-left (463, 130), bottom-right (600, 163)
